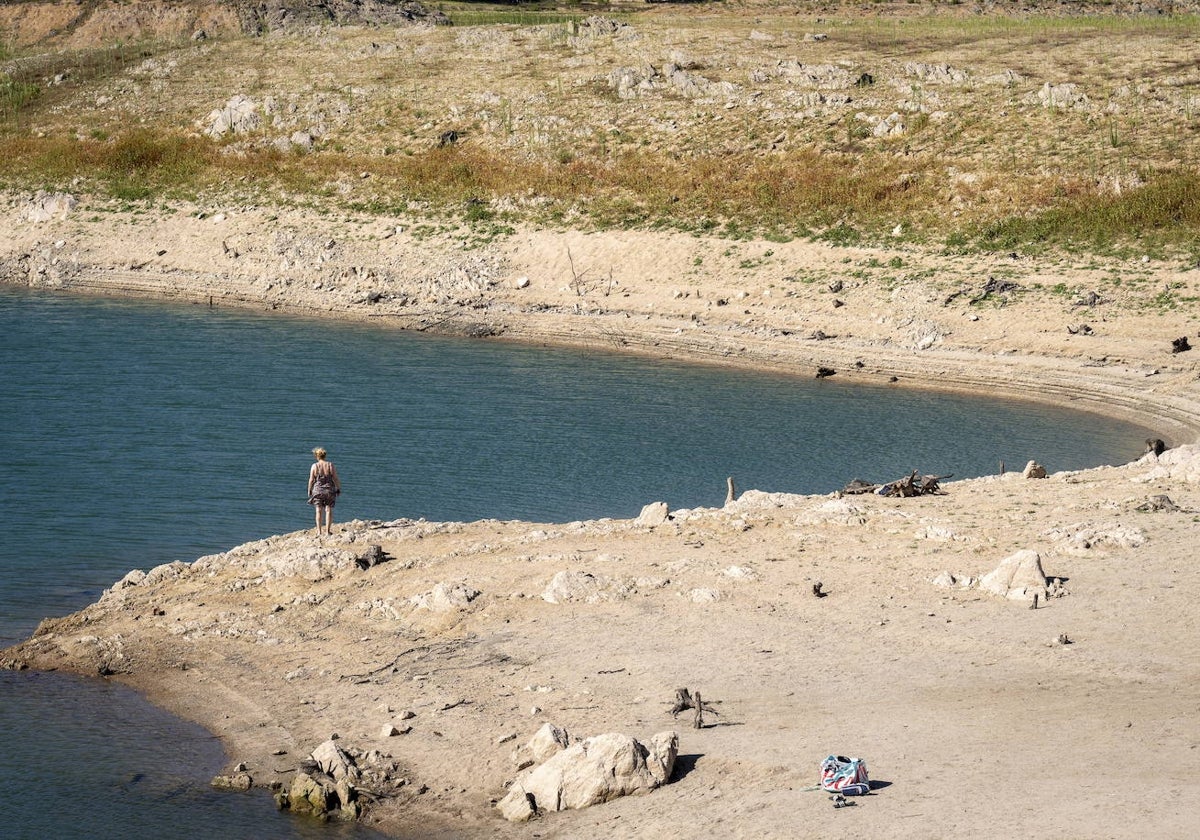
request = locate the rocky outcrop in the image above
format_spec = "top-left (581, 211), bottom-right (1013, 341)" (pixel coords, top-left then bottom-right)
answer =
top-left (229, 0), bottom-right (448, 35)
top-left (979, 549), bottom-right (1047, 602)
top-left (497, 731), bottom-right (678, 822)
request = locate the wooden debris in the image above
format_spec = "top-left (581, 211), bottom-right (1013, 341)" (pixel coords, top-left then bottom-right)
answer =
top-left (842, 470), bottom-right (949, 497)
top-left (1137, 494), bottom-right (1179, 512)
top-left (970, 276), bottom-right (1021, 304)
top-left (669, 687), bottom-right (720, 727)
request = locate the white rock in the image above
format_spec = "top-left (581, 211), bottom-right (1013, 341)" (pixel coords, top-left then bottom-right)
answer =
top-left (931, 571), bottom-right (957, 588)
top-left (521, 722), bottom-right (570, 765)
top-left (497, 731), bottom-right (678, 821)
top-left (635, 501), bottom-right (670, 526)
top-left (23, 191), bottom-right (77, 222)
top-left (310, 740), bottom-right (359, 783)
top-left (979, 550), bottom-right (1047, 603)
top-left (409, 581), bottom-right (480, 612)
top-left (542, 570), bottom-right (629, 604)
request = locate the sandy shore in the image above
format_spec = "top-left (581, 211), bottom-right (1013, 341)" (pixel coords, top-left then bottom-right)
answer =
top-left (4, 194), bottom-right (1200, 838)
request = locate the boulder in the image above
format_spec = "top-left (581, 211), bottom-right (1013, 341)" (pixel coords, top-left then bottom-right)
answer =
top-left (1023, 460), bottom-right (1047, 479)
top-left (210, 772), bottom-right (252, 790)
top-left (23, 191), bottom-right (77, 222)
top-left (498, 731), bottom-right (678, 822)
top-left (277, 740), bottom-right (362, 819)
top-left (512, 722), bottom-right (571, 767)
top-left (281, 772), bottom-right (338, 816)
top-left (409, 581), bottom-right (480, 612)
top-left (311, 739), bottom-right (359, 783)
top-left (979, 550), bottom-right (1047, 602)
top-left (542, 570), bottom-right (629, 604)
top-left (635, 501), bottom-right (670, 526)
top-left (202, 95), bottom-right (262, 138)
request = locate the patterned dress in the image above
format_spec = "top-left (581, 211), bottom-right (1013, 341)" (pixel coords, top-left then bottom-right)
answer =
top-left (308, 462), bottom-right (338, 507)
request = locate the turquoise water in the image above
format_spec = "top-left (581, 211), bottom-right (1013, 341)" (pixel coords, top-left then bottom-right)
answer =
top-left (0, 286), bottom-right (1150, 837)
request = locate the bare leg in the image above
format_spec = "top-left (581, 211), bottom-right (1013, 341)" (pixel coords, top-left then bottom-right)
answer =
top-left (324, 506), bottom-right (334, 535)
top-left (314, 505), bottom-right (322, 533)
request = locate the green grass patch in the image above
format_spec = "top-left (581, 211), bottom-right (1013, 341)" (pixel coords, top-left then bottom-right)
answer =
top-left (974, 172), bottom-right (1200, 253)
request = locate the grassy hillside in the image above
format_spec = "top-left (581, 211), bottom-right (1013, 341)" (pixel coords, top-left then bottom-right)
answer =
top-left (1, 2), bottom-right (1198, 259)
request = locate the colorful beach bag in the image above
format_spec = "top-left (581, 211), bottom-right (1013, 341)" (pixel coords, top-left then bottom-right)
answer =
top-left (820, 755), bottom-right (870, 796)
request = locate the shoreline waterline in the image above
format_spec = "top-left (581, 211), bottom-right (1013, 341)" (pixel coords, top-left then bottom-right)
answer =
top-left (3, 274), bottom-right (1195, 448)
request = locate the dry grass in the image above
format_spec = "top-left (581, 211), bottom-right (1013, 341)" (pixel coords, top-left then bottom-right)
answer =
top-left (1, 7), bottom-right (1197, 254)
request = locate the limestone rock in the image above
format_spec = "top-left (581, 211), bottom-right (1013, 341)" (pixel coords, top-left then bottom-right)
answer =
top-left (409, 581), bottom-right (480, 612)
top-left (512, 722), bottom-right (570, 767)
top-left (281, 772), bottom-right (338, 815)
top-left (311, 739), bottom-right (359, 783)
top-left (23, 192), bottom-right (77, 222)
top-left (498, 731), bottom-right (678, 822)
top-left (542, 570), bottom-right (629, 604)
top-left (1046, 522), bottom-right (1145, 554)
top-left (1134, 443), bottom-right (1200, 484)
top-left (931, 571), bottom-right (957, 588)
top-left (278, 740), bottom-right (363, 819)
top-left (1023, 460), bottom-right (1047, 479)
top-left (1031, 82), bottom-right (1090, 111)
top-left (635, 501), bottom-right (670, 526)
top-left (210, 772), bottom-right (252, 790)
top-left (202, 95), bottom-right (262, 138)
top-left (979, 550), bottom-right (1047, 603)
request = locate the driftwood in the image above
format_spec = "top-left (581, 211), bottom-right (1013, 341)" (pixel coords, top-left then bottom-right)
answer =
top-left (971, 276), bottom-right (1021, 304)
top-left (1137, 494), bottom-right (1179, 512)
top-left (844, 470), bottom-right (951, 498)
top-left (669, 687), bottom-right (720, 729)
top-left (944, 276), bottom-right (1021, 306)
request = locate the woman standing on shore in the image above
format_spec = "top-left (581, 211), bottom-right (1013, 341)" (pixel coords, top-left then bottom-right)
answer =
top-left (307, 447), bottom-right (341, 536)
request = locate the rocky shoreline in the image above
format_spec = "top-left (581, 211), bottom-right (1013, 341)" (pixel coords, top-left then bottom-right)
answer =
top-left (4, 193), bottom-right (1200, 838)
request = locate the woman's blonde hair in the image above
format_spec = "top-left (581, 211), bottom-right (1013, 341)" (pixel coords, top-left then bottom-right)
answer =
top-left (312, 447), bottom-right (327, 460)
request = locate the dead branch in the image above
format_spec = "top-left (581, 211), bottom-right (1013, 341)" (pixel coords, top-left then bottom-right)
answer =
top-left (669, 687), bottom-right (720, 721)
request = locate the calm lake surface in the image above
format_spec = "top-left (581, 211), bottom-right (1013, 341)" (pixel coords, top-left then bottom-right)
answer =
top-left (0, 286), bottom-right (1150, 838)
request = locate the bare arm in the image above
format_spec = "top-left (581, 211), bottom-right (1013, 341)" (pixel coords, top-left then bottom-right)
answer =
top-left (331, 464), bottom-right (341, 493)
top-left (308, 463), bottom-right (317, 495)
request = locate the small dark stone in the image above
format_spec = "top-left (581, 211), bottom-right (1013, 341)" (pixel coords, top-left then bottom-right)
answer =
top-left (816, 366), bottom-right (836, 378)
top-left (1171, 336), bottom-right (1190, 353)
